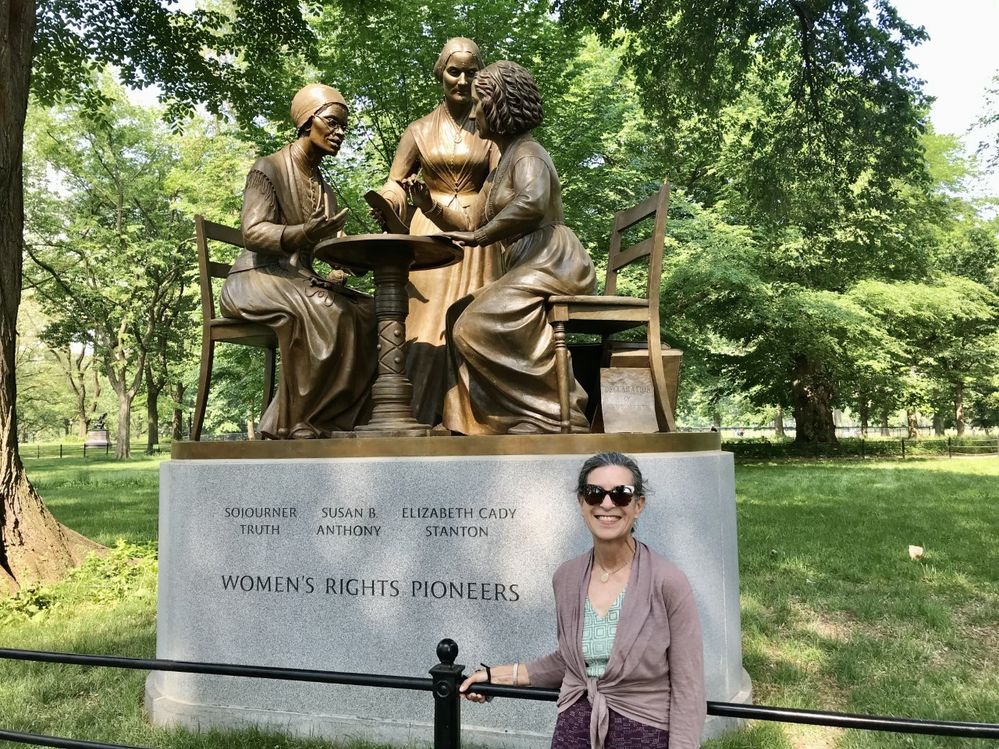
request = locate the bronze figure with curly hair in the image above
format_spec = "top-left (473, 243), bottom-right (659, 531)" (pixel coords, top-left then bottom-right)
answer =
top-left (441, 61), bottom-right (596, 435)
top-left (472, 60), bottom-right (545, 135)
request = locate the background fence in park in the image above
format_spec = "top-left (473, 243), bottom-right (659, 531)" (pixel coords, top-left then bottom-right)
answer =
top-left (16, 436), bottom-right (999, 461)
top-left (1, 640), bottom-right (997, 749)
top-left (721, 436), bottom-right (999, 460)
top-left (18, 442), bottom-right (164, 459)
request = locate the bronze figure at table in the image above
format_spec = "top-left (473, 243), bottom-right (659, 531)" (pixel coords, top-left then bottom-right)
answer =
top-left (221, 61), bottom-right (600, 439)
top-left (220, 84), bottom-right (376, 440)
top-left (437, 61), bottom-right (596, 435)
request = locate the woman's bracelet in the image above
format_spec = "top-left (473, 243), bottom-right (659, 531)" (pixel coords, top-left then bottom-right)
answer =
top-left (425, 201), bottom-right (443, 217)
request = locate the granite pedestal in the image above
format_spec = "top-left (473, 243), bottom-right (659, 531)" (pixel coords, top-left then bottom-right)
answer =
top-left (146, 433), bottom-right (750, 746)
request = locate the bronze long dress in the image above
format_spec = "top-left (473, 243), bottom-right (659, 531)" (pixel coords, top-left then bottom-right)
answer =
top-left (379, 104), bottom-right (499, 426)
top-left (221, 145), bottom-right (376, 438)
top-left (442, 136), bottom-right (596, 435)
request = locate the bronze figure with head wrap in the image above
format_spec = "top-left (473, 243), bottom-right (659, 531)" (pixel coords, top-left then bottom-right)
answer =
top-left (219, 83), bottom-right (376, 439)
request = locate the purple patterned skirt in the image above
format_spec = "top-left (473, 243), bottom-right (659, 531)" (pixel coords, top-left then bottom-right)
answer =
top-left (550, 698), bottom-right (669, 749)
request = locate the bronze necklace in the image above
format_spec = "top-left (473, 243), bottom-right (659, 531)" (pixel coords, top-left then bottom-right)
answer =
top-left (443, 101), bottom-right (470, 144)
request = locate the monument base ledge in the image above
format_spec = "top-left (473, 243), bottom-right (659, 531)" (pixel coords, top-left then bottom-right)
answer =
top-left (152, 433), bottom-right (748, 747)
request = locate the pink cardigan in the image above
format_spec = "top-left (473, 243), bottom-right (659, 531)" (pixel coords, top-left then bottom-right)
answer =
top-left (525, 542), bottom-right (706, 749)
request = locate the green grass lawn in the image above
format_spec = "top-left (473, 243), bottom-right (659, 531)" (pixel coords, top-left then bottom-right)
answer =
top-left (2, 455), bottom-right (997, 748)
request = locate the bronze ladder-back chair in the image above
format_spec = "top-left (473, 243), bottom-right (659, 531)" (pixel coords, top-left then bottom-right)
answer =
top-left (547, 183), bottom-right (675, 433)
top-left (192, 215), bottom-right (278, 441)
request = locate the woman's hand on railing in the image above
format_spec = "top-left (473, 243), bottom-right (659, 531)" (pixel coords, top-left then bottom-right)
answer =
top-left (459, 669), bottom-right (490, 703)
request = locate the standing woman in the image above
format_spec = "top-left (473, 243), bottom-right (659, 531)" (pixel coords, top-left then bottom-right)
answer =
top-left (441, 61), bottom-right (595, 434)
top-left (375, 37), bottom-right (499, 427)
top-left (459, 452), bottom-right (706, 749)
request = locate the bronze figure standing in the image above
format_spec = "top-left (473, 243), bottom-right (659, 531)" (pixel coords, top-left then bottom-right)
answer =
top-left (375, 38), bottom-right (500, 427)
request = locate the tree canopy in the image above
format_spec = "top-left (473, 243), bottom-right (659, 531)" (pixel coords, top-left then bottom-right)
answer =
top-left (3, 0), bottom-right (998, 590)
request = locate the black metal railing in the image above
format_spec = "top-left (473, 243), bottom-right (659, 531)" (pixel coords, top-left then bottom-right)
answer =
top-left (1, 641), bottom-right (997, 748)
top-left (18, 443), bottom-right (164, 459)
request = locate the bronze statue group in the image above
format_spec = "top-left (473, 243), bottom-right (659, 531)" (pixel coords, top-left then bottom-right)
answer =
top-left (220, 39), bottom-right (706, 749)
top-left (222, 39), bottom-right (594, 440)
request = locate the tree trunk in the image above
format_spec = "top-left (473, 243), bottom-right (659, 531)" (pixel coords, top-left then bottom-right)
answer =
top-left (171, 381), bottom-right (185, 441)
top-left (906, 410), bottom-right (918, 439)
top-left (790, 354), bottom-right (837, 444)
top-left (52, 345), bottom-right (100, 441)
top-left (114, 390), bottom-right (132, 459)
top-left (146, 396), bottom-right (159, 453)
top-left (954, 381), bottom-right (965, 436)
top-left (880, 409), bottom-right (890, 437)
top-left (1, 0), bottom-right (99, 594)
top-left (932, 411), bottom-right (944, 436)
top-left (144, 366), bottom-right (161, 454)
top-left (774, 405), bottom-right (785, 439)
top-left (858, 399), bottom-right (870, 438)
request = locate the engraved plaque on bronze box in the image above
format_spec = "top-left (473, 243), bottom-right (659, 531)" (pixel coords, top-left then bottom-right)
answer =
top-left (600, 367), bottom-right (659, 433)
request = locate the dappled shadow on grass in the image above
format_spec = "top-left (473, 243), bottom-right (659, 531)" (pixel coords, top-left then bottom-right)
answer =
top-left (733, 460), bottom-right (998, 748)
top-left (24, 455), bottom-right (164, 545)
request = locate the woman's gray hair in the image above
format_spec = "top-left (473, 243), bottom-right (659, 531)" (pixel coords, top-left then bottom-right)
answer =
top-left (472, 60), bottom-right (544, 136)
top-left (575, 452), bottom-right (647, 496)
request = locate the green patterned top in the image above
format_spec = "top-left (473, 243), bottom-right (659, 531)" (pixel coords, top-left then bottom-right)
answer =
top-left (581, 588), bottom-right (626, 678)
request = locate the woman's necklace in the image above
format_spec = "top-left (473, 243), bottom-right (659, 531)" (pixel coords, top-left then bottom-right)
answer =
top-left (595, 544), bottom-right (635, 583)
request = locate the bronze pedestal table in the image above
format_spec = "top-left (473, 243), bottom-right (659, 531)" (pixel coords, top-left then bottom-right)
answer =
top-left (316, 234), bottom-right (463, 437)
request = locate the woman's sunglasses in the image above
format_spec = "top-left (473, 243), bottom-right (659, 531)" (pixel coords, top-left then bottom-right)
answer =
top-left (579, 484), bottom-right (636, 506)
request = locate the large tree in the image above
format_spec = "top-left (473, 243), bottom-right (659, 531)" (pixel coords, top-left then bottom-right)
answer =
top-left (1, 0), bottom-right (97, 593)
top-left (558, 0), bottom-right (932, 442)
top-left (1, 0), bottom-right (312, 591)
top-left (24, 84), bottom-right (201, 458)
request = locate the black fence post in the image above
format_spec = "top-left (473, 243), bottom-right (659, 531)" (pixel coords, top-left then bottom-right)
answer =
top-left (948, 437), bottom-right (952, 458)
top-left (59, 444), bottom-right (63, 459)
top-left (430, 639), bottom-right (463, 749)
top-left (83, 444), bottom-right (87, 459)
top-left (861, 439), bottom-right (865, 460)
top-left (36, 445), bottom-right (40, 459)
top-left (901, 440), bottom-right (906, 460)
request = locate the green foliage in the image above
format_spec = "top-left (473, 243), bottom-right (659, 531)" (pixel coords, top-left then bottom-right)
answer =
top-left (558, 0), bottom-right (930, 200)
top-left (14, 297), bottom-right (81, 441)
top-left (5, 456), bottom-right (997, 748)
top-left (0, 541), bottom-right (156, 625)
top-left (20, 1), bottom-right (999, 443)
top-left (975, 71), bottom-right (999, 172)
top-left (32, 0), bottom-right (318, 126)
top-left (22, 78), bottom-right (194, 451)
top-left (22, 77), bottom-right (269, 444)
